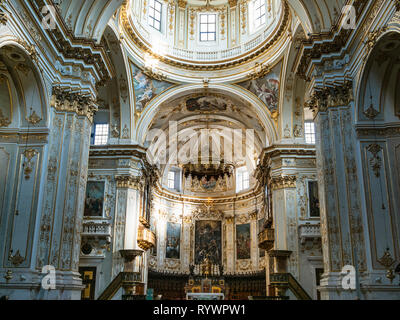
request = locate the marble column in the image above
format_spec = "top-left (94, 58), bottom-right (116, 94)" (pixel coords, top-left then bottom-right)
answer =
top-left (270, 175), bottom-right (298, 276)
top-left (34, 88), bottom-right (96, 300)
top-left (115, 175), bottom-right (145, 294)
top-left (256, 145), bottom-right (317, 296)
top-left (306, 81), bottom-right (367, 299)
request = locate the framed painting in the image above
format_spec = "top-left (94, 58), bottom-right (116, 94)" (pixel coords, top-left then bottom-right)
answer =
top-left (195, 220), bottom-right (222, 265)
top-left (258, 218), bottom-right (265, 257)
top-left (308, 180), bottom-right (320, 217)
top-left (166, 222), bottom-right (181, 259)
top-left (236, 223), bottom-right (251, 260)
top-left (84, 181), bottom-right (105, 217)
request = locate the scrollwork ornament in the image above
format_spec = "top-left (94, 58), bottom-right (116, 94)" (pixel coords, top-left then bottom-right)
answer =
top-left (367, 144), bottom-right (383, 178)
top-left (378, 248), bottom-right (396, 282)
top-left (23, 148), bottom-right (38, 180)
top-left (364, 103), bottom-right (379, 119)
top-left (8, 249), bottom-right (25, 266)
top-left (0, 109), bottom-right (11, 127)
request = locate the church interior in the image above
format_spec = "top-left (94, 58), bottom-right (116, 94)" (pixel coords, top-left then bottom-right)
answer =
top-left (0, 0), bottom-right (400, 300)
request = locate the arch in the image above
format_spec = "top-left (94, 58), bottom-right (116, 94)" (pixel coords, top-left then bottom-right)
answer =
top-left (59, 0), bottom-right (124, 42)
top-left (100, 26), bottom-right (134, 140)
top-left (356, 30), bottom-right (400, 123)
top-left (354, 30), bottom-right (400, 272)
top-left (0, 42), bottom-right (49, 128)
top-left (135, 84), bottom-right (279, 147)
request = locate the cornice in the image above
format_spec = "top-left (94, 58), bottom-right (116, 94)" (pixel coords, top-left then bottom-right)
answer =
top-left (356, 124), bottom-right (400, 138)
top-left (153, 183), bottom-right (263, 204)
top-left (89, 144), bottom-right (147, 159)
top-left (295, 0), bottom-right (371, 80)
top-left (0, 129), bottom-right (49, 144)
top-left (258, 144), bottom-right (316, 166)
top-left (27, 0), bottom-right (114, 87)
top-left (255, 144), bottom-right (316, 185)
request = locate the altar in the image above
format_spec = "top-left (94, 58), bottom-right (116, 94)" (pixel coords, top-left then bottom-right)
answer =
top-left (184, 257), bottom-right (226, 300)
top-left (186, 293), bottom-right (225, 300)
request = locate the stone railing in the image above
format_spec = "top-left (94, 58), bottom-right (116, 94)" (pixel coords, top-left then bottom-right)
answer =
top-left (128, 11), bottom-right (282, 63)
top-left (299, 223), bottom-right (321, 244)
top-left (82, 218), bottom-right (112, 243)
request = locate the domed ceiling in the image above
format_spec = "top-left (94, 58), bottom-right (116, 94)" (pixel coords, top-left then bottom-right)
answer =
top-left (121, 0), bottom-right (289, 82)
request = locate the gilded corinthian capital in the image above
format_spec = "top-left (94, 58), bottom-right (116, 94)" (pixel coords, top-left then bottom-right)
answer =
top-left (305, 81), bottom-right (353, 118)
top-left (50, 87), bottom-right (98, 123)
top-left (270, 175), bottom-right (296, 190)
top-left (116, 175), bottom-right (143, 190)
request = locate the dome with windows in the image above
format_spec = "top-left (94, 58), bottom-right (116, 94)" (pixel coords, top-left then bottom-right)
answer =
top-left (122, 0), bottom-right (288, 81)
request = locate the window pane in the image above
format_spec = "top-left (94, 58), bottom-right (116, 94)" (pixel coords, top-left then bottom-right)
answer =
top-left (201, 14), bottom-right (208, 23)
top-left (94, 124), bottom-right (109, 145)
top-left (149, 0), bottom-right (162, 31)
top-left (208, 24), bottom-right (215, 32)
top-left (305, 122), bottom-right (316, 144)
top-left (208, 14), bottom-right (216, 23)
top-left (168, 171), bottom-right (175, 189)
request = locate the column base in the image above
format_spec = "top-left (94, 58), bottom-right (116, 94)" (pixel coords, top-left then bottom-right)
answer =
top-left (0, 269), bottom-right (84, 300)
top-left (319, 272), bottom-right (400, 300)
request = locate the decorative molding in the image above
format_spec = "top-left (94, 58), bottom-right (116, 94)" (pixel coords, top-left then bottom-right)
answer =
top-left (50, 87), bottom-right (98, 123)
top-left (363, 103), bottom-right (379, 119)
top-left (27, 110), bottom-right (42, 125)
top-left (22, 148), bottom-right (38, 180)
top-left (270, 175), bottom-right (296, 190)
top-left (248, 62), bottom-right (270, 80)
top-left (367, 144), bottom-right (383, 178)
top-left (120, 1), bottom-right (290, 70)
top-left (377, 248), bottom-right (396, 282)
top-left (296, 1), bottom-right (369, 79)
top-left (116, 175), bottom-right (143, 190)
top-left (0, 108), bottom-right (11, 127)
top-left (177, 0), bottom-right (187, 9)
top-left (0, 6), bottom-right (7, 25)
top-left (8, 249), bottom-right (25, 266)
